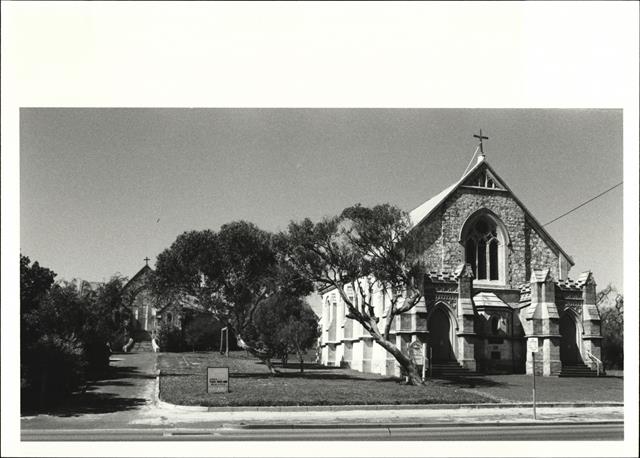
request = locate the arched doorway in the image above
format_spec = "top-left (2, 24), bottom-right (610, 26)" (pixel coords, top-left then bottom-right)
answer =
top-left (428, 307), bottom-right (455, 362)
top-left (560, 313), bottom-right (582, 364)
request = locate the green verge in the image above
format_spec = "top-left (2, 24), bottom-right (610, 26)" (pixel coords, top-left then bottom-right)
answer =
top-left (157, 351), bottom-right (494, 407)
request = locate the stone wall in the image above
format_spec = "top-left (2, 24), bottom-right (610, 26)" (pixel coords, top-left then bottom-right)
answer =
top-left (525, 220), bottom-right (561, 280)
top-left (415, 208), bottom-right (444, 269)
top-left (416, 187), bottom-right (564, 286)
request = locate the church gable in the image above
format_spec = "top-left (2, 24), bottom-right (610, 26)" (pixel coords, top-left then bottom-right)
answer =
top-left (411, 159), bottom-right (573, 286)
top-left (123, 264), bottom-right (154, 293)
top-left (461, 166), bottom-right (506, 191)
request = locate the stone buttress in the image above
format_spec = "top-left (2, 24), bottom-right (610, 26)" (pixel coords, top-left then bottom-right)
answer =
top-left (524, 268), bottom-right (561, 376)
top-left (455, 263), bottom-right (477, 371)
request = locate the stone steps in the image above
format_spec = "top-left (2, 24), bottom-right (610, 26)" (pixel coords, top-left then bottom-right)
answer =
top-left (559, 363), bottom-right (598, 377)
top-left (134, 340), bottom-right (154, 352)
top-left (430, 361), bottom-right (476, 378)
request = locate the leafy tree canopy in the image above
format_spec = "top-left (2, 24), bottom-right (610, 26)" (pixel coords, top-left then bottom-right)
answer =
top-left (20, 254), bottom-right (56, 314)
top-left (154, 221), bottom-right (313, 372)
top-left (283, 203), bottom-right (428, 384)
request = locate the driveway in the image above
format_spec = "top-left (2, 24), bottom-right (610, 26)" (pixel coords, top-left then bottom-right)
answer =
top-left (21, 351), bottom-right (158, 430)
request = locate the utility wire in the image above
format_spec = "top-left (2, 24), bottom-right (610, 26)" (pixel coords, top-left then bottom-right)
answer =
top-left (542, 181), bottom-right (623, 227)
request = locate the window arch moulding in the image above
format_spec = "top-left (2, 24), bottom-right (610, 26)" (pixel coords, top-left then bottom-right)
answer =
top-left (459, 209), bottom-right (510, 286)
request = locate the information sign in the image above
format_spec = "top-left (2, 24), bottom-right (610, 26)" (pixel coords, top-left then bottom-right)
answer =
top-left (409, 341), bottom-right (424, 365)
top-left (207, 367), bottom-right (229, 394)
top-left (527, 338), bottom-right (539, 354)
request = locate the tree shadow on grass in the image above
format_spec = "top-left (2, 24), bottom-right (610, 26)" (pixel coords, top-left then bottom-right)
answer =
top-left (230, 371), bottom-right (375, 381)
top-left (429, 375), bottom-right (510, 388)
top-left (276, 362), bottom-right (342, 371)
top-left (160, 372), bottom-right (196, 377)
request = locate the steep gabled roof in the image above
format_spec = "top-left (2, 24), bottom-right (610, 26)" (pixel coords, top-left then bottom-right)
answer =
top-left (123, 264), bottom-right (154, 291)
top-left (409, 158), bottom-right (574, 266)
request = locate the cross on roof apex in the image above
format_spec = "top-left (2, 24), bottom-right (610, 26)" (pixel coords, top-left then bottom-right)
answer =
top-left (473, 129), bottom-right (489, 163)
top-left (144, 256), bottom-right (150, 266)
top-left (473, 129), bottom-right (489, 151)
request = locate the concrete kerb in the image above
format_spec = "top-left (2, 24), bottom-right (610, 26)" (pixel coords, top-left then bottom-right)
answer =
top-left (231, 420), bottom-right (624, 430)
top-left (154, 373), bottom-right (623, 413)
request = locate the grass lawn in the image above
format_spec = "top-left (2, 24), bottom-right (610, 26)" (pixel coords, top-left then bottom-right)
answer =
top-left (434, 373), bottom-right (624, 403)
top-left (158, 351), bottom-right (493, 407)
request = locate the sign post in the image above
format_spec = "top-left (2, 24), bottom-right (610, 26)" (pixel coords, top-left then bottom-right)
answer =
top-left (207, 367), bottom-right (229, 394)
top-left (220, 327), bottom-right (229, 357)
top-left (422, 343), bottom-right (427, 381)
top-left (532, 352), bottom-right (537, 420)
top-left (527, 339), bottom-right (538, 420)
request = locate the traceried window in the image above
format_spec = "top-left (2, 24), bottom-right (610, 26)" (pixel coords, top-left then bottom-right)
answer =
top-left (464, 216), bottom-right (501, 281)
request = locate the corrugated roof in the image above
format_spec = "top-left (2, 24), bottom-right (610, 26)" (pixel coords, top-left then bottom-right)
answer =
top-left (473, 292), bottom-right (512, 309)
top-left (530, 268), bottom-right (551, 283)
top-left (409, 182), bottom-right (458, 227)
top-left (576, 271), bottom-right (594, 287)
top-left (409, 159), bottom-right (486, 227)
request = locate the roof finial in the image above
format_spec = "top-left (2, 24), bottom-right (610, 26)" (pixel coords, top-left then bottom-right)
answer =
top-left (473, 129), bottom-right (489, 163)
top-left (144, 256), bottom-right (150, 266)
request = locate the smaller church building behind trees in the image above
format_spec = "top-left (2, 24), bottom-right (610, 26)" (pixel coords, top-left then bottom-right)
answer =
top-left (123, 261), bottom-right (211, 342)
top-left (319, 149), bottom-right (603, 378)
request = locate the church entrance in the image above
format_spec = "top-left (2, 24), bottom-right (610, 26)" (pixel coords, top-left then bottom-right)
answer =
top-left (428, 307), bottom-right (455, 362)
top-left (559, 313), bottom-right (582, 364)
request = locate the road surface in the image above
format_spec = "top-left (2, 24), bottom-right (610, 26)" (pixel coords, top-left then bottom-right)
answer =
top-left (21, 422), bottom-right (623, 441)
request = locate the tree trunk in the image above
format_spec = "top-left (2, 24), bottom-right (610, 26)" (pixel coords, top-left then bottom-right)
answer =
top-left (236, 334), bottom-right (279, 374)
top-left (263, 356), bottom-right (278, 374)
top-left (371, 334), bottom-right (423, 385)
top-left (298, 351), bottom-right (304, 373)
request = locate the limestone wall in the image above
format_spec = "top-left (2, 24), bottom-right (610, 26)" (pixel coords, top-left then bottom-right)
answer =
top-left (415, 208), bottom-right (444, 269)
top-left (416, 187), bottom-right (565, 286)
top-left (525, 221), bottom-right (561, 281)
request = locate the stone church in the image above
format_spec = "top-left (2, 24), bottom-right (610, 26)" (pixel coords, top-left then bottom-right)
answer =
top-left (319, 148), bottom-right (603, 378)
top-left (123, 262), bottom-right (200, 338)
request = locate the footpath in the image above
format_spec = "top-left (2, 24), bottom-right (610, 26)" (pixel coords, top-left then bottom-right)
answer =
top-left (137, 398), bottom-right (623, 429)
top-left (21, 352), bottom-right (624, 432)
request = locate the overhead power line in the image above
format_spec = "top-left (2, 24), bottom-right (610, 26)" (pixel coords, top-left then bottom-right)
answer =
top-left (542, 181), bottom-right (623, 227)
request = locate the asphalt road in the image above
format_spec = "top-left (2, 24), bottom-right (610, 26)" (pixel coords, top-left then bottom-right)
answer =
top-left (20, 352), bottom-right (625, 444)
top-left (21, 422), bottom-right (623, 441)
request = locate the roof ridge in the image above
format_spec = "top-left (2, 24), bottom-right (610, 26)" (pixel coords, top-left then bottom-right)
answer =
top-left (408, 159), bottom-right (574, 267)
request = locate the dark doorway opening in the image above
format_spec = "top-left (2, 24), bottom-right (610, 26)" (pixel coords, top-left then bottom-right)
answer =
top-left (560, 314), bottom-right (582, 364)
top-left (428, 307), bottom-right (455, 362)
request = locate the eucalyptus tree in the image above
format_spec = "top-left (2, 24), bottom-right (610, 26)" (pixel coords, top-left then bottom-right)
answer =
top-left (154, 221), bottom-right (312, 373)
top-left (283, 204), bottom-right (428, 385)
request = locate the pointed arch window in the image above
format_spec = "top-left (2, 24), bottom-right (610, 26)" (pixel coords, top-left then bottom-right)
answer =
top-left (462, 214), bottom-right (506, 283)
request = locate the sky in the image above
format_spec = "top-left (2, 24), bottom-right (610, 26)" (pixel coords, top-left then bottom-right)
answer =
top-left (20, 108), bottom-right (623, 290)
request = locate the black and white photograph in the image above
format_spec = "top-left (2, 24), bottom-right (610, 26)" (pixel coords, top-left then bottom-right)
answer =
top-left (2, 3), bottom-right (638, 458)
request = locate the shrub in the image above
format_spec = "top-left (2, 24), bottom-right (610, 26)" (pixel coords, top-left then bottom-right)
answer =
top-left (157, 322), bottom-right (185, 352)
top-left (183, 314), bottom-right (225, 351)
top-left (597, 286), bottom-right (624, 370)
top-left (21, 334), bottom-right (87, 408)
top-left (252, 294), bottom-right (319, 370)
